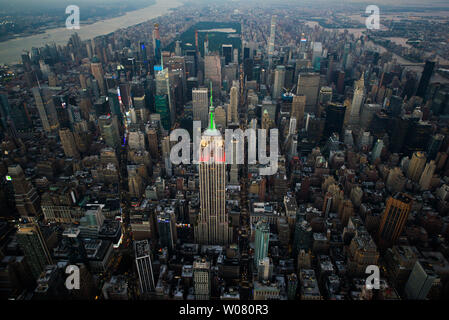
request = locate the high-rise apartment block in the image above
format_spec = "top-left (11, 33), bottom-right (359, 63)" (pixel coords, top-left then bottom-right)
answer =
top-left (378, 193), bottom-right (413, 245)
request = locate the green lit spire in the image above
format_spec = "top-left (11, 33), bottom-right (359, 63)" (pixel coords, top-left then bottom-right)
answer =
top-left (209, 81), bottom-right (215, 130)
top-left (210, 81), bottom-right (213, 109)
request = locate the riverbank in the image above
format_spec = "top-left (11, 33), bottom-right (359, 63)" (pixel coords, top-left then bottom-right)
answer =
top-left (0, 0), bottom-right (182, 66)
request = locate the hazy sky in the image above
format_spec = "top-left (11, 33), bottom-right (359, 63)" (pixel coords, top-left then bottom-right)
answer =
top-left (191, 0), bottom-right (449, 8)
top-left (0, 0), bottom-right (157, 14)
top-left (257, 0), bottom-right (449, 5)
top-left (0, 0), bottom-right (447, 14)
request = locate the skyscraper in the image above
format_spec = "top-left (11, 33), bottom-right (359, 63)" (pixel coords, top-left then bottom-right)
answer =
top-left (128, 165), bottom-right (145, 198)
top-left (204, 54), bottom-right (222, 98)
top-left (146, 125), bottom-right (159, 160)
top-left (403, 120), bottom-right (432, 154)
top-left (324, 103), bottom-right (346, 138)
top-left (404, 260), bottom-right (439, 300)
top-left (153, 23), bottom-right (161, 64)
top-left (139, 41), bottom-right (148, 68)
top-left (0, 93), bottom-right (11, 136)
top-left (272, 65), bottom-right (286, 99)
top-left (90, 58), bottom-right (106, 95)
top-left (215, 106), bottom-right (227, 129)
top-left (32, 87), bottom-right (56, 133)
top-left (323, 192), bottom-right (333, 218)
top-left (287, 273), bottom-right (298, 300)
top-left (288, 117), bottom-right (297, 136)
top-left (228, 85), bottom-right (239, 125)
top-left (254, 220), bottom-right (270, 266)
top-left (386, 167), bottom-right (406, 193)
top-left (261, 109), bottom-right (273, 130)
top-left (419, 160), bottom-right (436, 191)
top-left (427, 134), bottom-right (444, 161)
top-left (312, 42), bottom-right (322, 71)
top-left (157, 210), bottom-right (177, 251)
top-left (155, 66), bottom-right (174, 130)
top-left (378, 193), bottom-right (413, 246)
top-left (297, 73), bottom-right (320, 113)
top-left (134, 240), bottom-right (155, 294)
top-left (349, 72), bottom-right (365, 125)
top-left (388, 95), bottom-right (403, 117)
top-left (337, 70), bottom-right (345, 94)
top-left (8, 164), bottom-right (40, 218)
top-left (338, 199), bottom-right (354, 227)
top-left (203, 34), bottom-right (209, 56)
top-left (257, 257), bottom-right (273, 281)
top-left (194, 86), bottom-right (232, 245)
top-left (407, 151), bottom-right (427, 182)
top-left (293, 219), bottom-right (313, 255)
top-left (193, 259), bottom-right (211, 300)
top-left (161, 135), bottom-right (172, 177)
top-left (175, 40), bottom-right (182, 57)
top-left (108, 89), bottom-right (122, 121)
top-left (416, 60), bottom-right (435, 99)
top-left (222, 44), bottom-right (233, 65)
top-left (17, 223), bottom-right (53, 279)
top-left (98, 115), bottom-right (120, 148)
top-left (51, 94), bottom-right (70, 129)
top-left (155, 95), bottom-right (171, 131)
top-left (291, 94), bottom-right (306, 128)
top-left (371, 139), bottom-right (384, 163)
top-left (192, 88), bottom-right (209, 128)
top-left (59, 128), bottom-right (80, 158)
top-left (319, 86), bottom-right (333, 106)
top-left (128, 129), bottom-right (146, 151)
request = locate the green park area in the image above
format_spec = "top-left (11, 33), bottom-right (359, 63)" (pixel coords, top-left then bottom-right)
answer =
top-left (165, 21), bottom-right (242, 57)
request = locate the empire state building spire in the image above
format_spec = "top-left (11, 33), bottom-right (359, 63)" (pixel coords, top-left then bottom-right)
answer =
top-left (208, 81), bottom-right (215, 130)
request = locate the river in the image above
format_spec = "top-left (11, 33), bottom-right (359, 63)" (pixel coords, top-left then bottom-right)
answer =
top-left (0, 0), bottom-right (182, 65)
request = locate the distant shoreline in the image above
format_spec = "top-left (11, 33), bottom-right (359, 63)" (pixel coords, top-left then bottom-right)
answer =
top-left (0, 0), bottom-right (182, 65)
top-left (0, 2), bottom-right (157, 43)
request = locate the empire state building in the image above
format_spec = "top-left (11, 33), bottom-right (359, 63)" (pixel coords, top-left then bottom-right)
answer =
top-left (194, 86), bottom-right (232, 245)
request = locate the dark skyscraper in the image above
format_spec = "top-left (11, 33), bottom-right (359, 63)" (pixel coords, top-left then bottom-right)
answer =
top-left (388, 117), bottom-right (409, 153)
top-left (8, 164), bottom-right (40, 218)
top-left (337, 70), bottom-right (345, 94)
top-left (0, 93), bottom-right (11, 131)
top-left (416, 60), bottom-right (435, 99)
top-left (222, 44), bottom-right (233, 65)
top-left (17, 223), bottom-right (53, 279)
top-left (153, 24), bottom-right (162, 66)
top-left (139, 41), bottom-right (148, 66)
top-left (388, 95), bottom-right (403, 117)
top-left (324, 103), bottom-right (346, 138)
top-left (427, 134), bottom-right (444, 161)
top-left (157, 211), bottom-right (177, 251)
top-left (403, 120), bottom-right (433, 155)
top-left (108, 89), bottom-right (122, 121)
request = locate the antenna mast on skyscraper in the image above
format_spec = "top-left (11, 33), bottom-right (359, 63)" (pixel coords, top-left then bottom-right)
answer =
top-left (209, 81), bottom-right (215, 130)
